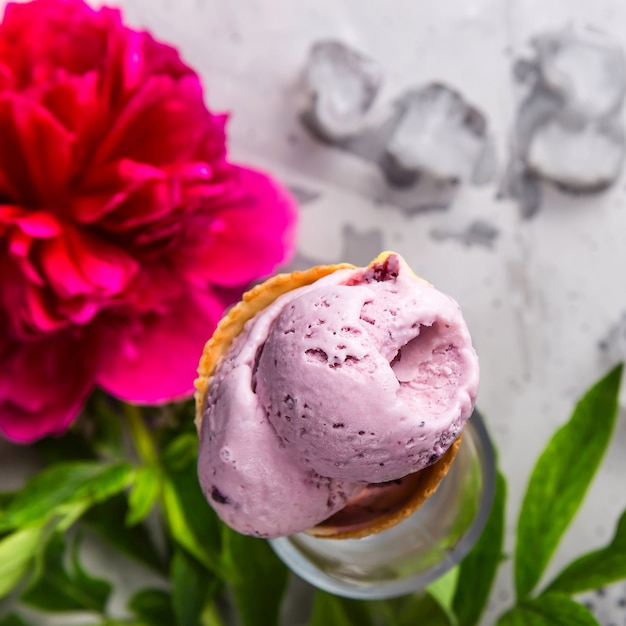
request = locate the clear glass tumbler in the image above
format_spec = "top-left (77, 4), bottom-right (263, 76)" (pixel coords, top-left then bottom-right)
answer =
top-left (270, 410), bottom-right (495, 599)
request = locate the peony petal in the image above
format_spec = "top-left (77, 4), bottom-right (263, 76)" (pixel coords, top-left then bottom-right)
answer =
top-left (65, 225), bottom-right (139, 293)
top-left (1, 208), bottom-right (59, 285)
top-left (0, 203), bottom-right (20, 226)
top-left (99, 15), bottom-right (143, 107)
top-left (99, 15), bottom-right (194, 108)
top-left (0, 95), bottom-right (73, 203)
top-left (15, 211), bottom-right (61, 238)
top-left (92, 75), bottom-right (221, 168)
top-left (185, 166), bottom-right (298, 287)
top-left (0, 258), bottom-right (68, 337)
top-left (95, 289), bottom-right (224, 403)
top-left (57, 298), bottom-right (99, 325)
top-left (39, 234), bottom-right (94, 298)
top-left (0, 0), bottom-right (109, 88)
top-left (22, 284), bottom-right (67, 334)
top-left (0, 61), bottom-right (13, 90)
top-left (111, 28), bottom-right (144, 98)
top-left (192, 112), bottom-right (229, 166)
top-left (8, 228), bottom-right (30, 257)
top-left (73, 158), bottom-right (169, 224)
top-left (39, 225), bottom-right (138, 298)
top-left (139, 31), bottom-right (195, 81)
top-left (37, 70), bottom-right (102, 161)
top-left (0, 329), bottom-right (95, 442)
top-left (96, 174), bottom-right (181, 231)
top-left (7, 232), bottom-right (43, 285)
top-left (118, 260), bottom-right (186, 314)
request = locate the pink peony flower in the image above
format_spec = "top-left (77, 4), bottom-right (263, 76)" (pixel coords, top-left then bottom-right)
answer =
top-left (0, 0), bottom-right (298, 442)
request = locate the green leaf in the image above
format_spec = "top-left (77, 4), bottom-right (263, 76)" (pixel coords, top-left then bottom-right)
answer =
top-left (0, 615), bottom-right (32, 626)
top-left (22, 533), bottom-right (111, 613)
top-left (0, 526), bottom-right (43, 599)
top-left (69, 533), bottom-right (112, 610)
top-left (83, 495), bottom-right (165, 573)
top-left (388, 592), bottom-right (455, 626)
top-left (126, 466), bottom-right (161, 526)
top-left (0, 462), bottom-right (135, 532)
top-left (514, 364), bottom-right (622, 599)
top-left (22, 534), bottom-right (76, 611)
top-left (171, 549), bottom-right (217, 626)
top-left (161, 463), bottom-right (225, 577)
top-left (496, 593), bottom-right (600, 625)
top-left (545, 507), bottom-right (626, 594)
top-left (88, 393), bottom-right (125, 459)
top-left (0, 492), bottom-right (14, 512)
top-left (162, 433), bottom-right (197, 471)
top-left (454, 469), bottom-right (507, 626)
top-left (309, 591), bottom-right (375, 626)
top-left (56, 502), bottom-right (91, 533)
top-left (222, 527), bottom-right (288, 626)
top-left (128, 589), bottom-right (175, 626)
top-left (428, 567), bottom-right (459, 625)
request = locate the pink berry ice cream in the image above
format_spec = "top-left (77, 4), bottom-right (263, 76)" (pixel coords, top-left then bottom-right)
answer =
top-left (196, 252), bottom-right (479, 538)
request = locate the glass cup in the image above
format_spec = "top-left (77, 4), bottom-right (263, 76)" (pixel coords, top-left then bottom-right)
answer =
top-left (270, 410), bottom-right (495, 599)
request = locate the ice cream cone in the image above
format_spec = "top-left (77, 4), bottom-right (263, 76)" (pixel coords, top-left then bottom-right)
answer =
top-left (195, 253), bottom-right (465, 540)
top-left (194, 262), bottom-right (355, 430)
top-left (306, 434), bottom-right (462, 539)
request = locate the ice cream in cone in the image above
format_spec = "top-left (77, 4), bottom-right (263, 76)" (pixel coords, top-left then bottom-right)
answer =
top-left (195, 252), bottom-right (478, 539)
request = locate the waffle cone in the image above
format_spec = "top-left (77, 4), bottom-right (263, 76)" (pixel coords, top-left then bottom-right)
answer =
top-left (306, 434), bottom-right (462, 539)
top-left (194, 253), bottom-right (463, 540)
top-left (194, 262), bottom-right (355, 430)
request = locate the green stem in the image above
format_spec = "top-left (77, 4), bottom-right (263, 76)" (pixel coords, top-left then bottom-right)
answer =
top-left (371, 600), bottom-right (400, 626)
top-left (122, 401), bottom-right (173, 567)
top-left (201, 600), bottom-right (226, 626)
top-left (123, 402), bottom-right (158, 467)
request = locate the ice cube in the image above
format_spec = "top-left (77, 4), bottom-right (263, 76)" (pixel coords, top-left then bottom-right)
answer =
top-left (471, 137), bottom-right (498, 185)
top-left (534, 29), bottom-right (626, 118)
top-left (506, 29), bottom-right (626, 214)
top-left (430, 219), bottom-right (499, 249)
top-left (383, 84), bottom-right (488, 183)
top-left (501, 164), bottom-right (542, 219)
top-left (303, 40), bottom-right (382, 142)
top-left (526, 115), bottom-right (625, 191)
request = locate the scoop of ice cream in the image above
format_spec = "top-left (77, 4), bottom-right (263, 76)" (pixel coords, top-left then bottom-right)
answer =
top-left (256, 254), bottom-right (478, 483)
top-left (197, 301), bottom-right (363, 538)
top-left (197, 253), bottom-right (479, 538)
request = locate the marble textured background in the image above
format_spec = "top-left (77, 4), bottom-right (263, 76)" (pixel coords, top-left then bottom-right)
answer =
top-left (4, 0), bottom-right (626, 623)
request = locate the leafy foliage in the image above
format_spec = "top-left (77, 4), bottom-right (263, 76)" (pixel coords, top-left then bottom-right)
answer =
top-left (545, 508), bottom-right (626, 594)
top-left (0, 366), bottom-right (624, 626)
top-left (22, 533), bottom-right (111, 612)
top-left (496, 594), bottom-right (600, 626)
top-left (82, 495), bottom-right (166, 573)
top-left (309, 591), bottom-right (375, 626)
top-left (171, 549), bottom-right (219, 626)
top-left (0, 462), bottom-right (135, 533)
top-left (0, 615), bottom-right (32, 626)
top-left (128, 588), bottom-right (176, 626)
top-left (514, 364), bottom-right (623, 599)
top-left (126, 465), bottom-right (161, 526)
top-left (0, 527), bottom-right (43, 598)
top-left (453, 470), bottom-right (507, 626)
top-left (222, 527), bottom-right (289, 626)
